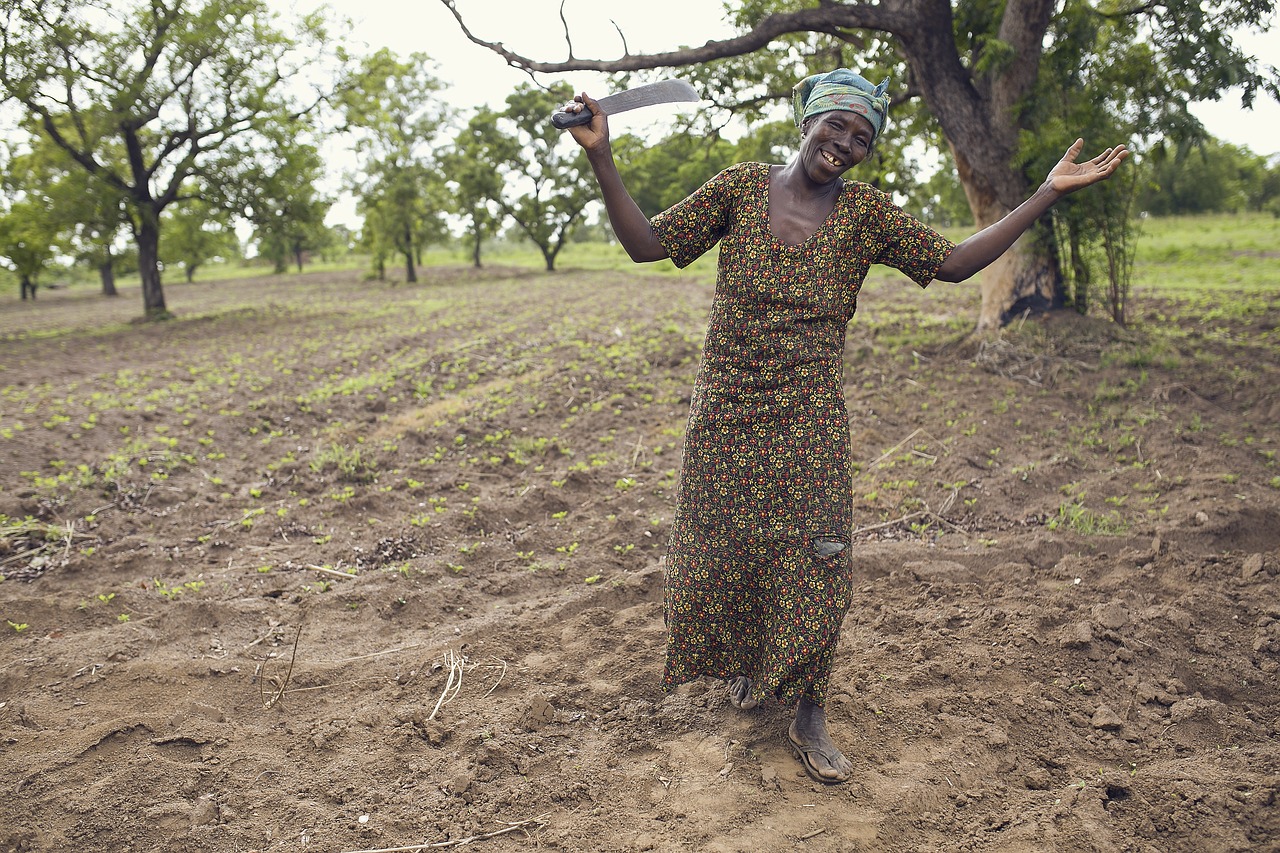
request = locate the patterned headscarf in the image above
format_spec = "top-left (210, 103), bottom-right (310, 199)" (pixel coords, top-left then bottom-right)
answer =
top-left (792, 69), bottom-right (891, 140)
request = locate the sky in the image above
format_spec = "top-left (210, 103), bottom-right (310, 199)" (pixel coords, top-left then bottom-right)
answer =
top-left (278, 0), bottom-right (1280, 225)
top-left (310, 0), bottom-right (735, 136)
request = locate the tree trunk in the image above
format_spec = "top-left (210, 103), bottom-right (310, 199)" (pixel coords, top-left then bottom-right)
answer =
top-left (961, 185), bottom-right (1062, 330)
top-left (901, 0), bottom-right (1062, 332)
top-left (136, 212), bottom-right (168, 318)
top-left (20, 275), bottom-right (36, 300)
top-left (99, 260), bottom-right (118, 297)
top-left (472, 230), bottom-right (482, 268)
top-left (403, 225), bottom-right (417, 283)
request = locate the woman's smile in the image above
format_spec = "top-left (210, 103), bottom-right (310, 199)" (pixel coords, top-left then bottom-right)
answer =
top-left (819, 149), bottom-right (845, 168)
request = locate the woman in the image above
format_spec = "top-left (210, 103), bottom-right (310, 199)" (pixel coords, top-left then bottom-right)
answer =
top-left (562, 69), bottom-right (1127, 784)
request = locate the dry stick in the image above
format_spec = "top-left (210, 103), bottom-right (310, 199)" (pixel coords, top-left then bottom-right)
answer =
top-left (0, 549), bottom-right (40, 568)
top-left (283, 678), bottom-right (383, 694)
top-left (307, 564), bottom-right (358, 580)
top-left (426, 650), bottom-right (466, 722)
top-left (60, 521), bottom-right (75, 562)
top-left (338, 812), bottom-right (552, 853)
top-left (244, 627), bottom-right (285, 650)
top-left (864, 428), bottom-right (922, 470)
top-left (260, 624), bottom-right (302, 710)
top-left (628, 435), bottom-right (646, 471)
top-left (212, 509), bottom-right (265, 529)
top-left (480, 658), bottom-right (508, 698)
top-left (852, 510), bottom-right (927, 537)
top-left (321, 643), bottom-right (425, 665)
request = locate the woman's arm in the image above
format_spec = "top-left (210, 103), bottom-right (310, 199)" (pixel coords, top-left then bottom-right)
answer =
top-left (935, 139), bottom-right (1129, 283)
top-left (565, 93), bottom-right (669, 263)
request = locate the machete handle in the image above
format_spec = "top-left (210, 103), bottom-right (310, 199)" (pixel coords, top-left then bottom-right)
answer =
top-left (551, 106), bottom-right (594, 130)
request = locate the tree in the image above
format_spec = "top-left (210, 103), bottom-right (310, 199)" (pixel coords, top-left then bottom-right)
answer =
top-left (0, 145), bottom-right (61, 299)
top-left (1139, 139), bottom-right (1280, 215)
top-left (161, 197), bottom-right (239, 282)
top-left (612, 130), bottom-right (739, 218)
top-left (1026, 6), bottom-right (1152, 324)
top-left (466, 84), bottom-right (597, 272)
top-left (0, 200), bottom-right (56, 300)
top-left (32, 135), bottom-right (132, 297)
top-left (341, 50), bottom-right (450, 283)
top-left (354, 159), bottom-right (448, 282)
top-left (1, 0), bottom-right (340, 318)
top-left (234, 134), bottom-right (333, 273)
top-left (441, 0), bottom-right (1278, 329)
top-left (444, 116), bottom-right (507, 268)
top-left (2, 118), bottom-right (132, 297)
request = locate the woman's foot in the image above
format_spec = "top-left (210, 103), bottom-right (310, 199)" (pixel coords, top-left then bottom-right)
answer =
top-left (727, 675), bottom-right (759, 709)
top-left (788, 696), bottom-right (853, 783)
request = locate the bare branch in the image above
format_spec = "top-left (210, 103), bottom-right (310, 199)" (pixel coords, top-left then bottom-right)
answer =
top-left (611, 19), bottom-right (629, 56)
top-left (29, 104), bottom-right (131, 195)
top-left (559, 0), bottom-right (573, 59)
top-left (438, 0), bottom-right (901, 74)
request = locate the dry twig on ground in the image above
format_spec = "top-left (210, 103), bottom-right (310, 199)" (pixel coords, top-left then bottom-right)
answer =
top-left (258, 624), bottom-right (302, 710)
top-left (339, 812), bottom-right (552, 852)
top-left (426, 649), bottom-right (467, 722)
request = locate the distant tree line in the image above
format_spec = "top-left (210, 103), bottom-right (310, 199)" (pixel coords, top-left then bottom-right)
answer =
top-left (1, 0), bottom-right (1277, 325)
top-left (1139, 139), bottom-right (1280, 217)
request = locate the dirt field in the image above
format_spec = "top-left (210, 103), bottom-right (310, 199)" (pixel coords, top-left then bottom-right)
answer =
top-left (1, 263), bottom-right (1277, 852)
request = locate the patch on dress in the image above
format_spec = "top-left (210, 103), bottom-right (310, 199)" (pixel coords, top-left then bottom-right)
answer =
top-left (811, 535), bottom-right (847, 558)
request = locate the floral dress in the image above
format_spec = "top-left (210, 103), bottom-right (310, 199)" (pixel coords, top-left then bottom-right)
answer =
top-left (650, 162), bottom-right (955, 705)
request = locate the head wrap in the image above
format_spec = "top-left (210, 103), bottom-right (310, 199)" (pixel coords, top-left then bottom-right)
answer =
top-left (792, 69), bottom-right (891, 140)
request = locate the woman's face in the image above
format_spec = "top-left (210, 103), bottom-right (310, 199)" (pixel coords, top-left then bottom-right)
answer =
top-left (799, 111), bottom-right (876, 183)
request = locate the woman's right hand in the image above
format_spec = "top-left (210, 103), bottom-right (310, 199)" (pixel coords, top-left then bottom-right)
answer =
top-left (565, 92), bottom-right (610, 153)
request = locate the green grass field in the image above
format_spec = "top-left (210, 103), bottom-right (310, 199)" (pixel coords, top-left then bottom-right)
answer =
top-left (6, 212), bottom-right (1273, 309)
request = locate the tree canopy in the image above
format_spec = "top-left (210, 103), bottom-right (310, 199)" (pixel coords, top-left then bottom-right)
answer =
top-left (0, 0), bottom-right (343, 316)
top-left (465, 84), bottom-right (599, 272)
top-left (340, 50), bottom-right (451, 283)
top-left (440, 0), bottom-right (1279, 329)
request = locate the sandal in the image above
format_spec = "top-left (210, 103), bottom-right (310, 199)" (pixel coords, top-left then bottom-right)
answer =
top-left (788, 732), bottom-right (851, 785)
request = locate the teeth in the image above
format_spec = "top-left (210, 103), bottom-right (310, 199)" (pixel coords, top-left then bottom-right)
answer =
top-left (822, 151), bottom-right (844, 167)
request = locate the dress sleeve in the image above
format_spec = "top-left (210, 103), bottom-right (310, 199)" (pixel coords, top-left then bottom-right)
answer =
top-left (867, 188), bottom-right (956, 288)
top-left (649, 163), bottom-right (751, 269)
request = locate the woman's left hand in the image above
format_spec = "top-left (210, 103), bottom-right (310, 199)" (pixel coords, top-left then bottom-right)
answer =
top-left (1045, 139), bottom-right (1130, 196)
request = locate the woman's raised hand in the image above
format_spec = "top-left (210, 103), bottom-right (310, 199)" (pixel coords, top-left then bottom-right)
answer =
top-left (1045, 139), bottom-right (1130, 196)
top-left (565, 93), bottom-right (610, 152)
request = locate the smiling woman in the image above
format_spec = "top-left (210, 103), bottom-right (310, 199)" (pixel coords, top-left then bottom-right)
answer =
top-left (559, 65), bottom-right (1127, 785)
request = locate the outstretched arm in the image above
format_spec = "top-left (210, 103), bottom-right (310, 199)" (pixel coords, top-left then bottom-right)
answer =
top-left (564, 94), bottom-right (669, 264)
top-left (935, 139), bottom-right (1129, 283)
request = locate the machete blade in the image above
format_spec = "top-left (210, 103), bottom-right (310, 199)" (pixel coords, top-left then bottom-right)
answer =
top-left (552, 79), bottom-right (700, 129)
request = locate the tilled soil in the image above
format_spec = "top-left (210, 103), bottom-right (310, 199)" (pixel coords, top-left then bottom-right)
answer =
top-left (1, 265), bottom-right (1277, 852)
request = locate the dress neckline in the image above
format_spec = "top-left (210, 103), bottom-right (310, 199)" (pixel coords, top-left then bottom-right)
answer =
top-left (764, 163), bottom-right (847, 249)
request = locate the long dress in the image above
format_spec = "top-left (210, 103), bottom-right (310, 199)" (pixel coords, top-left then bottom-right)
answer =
top-left (649, 162), bottom-right (955, 705)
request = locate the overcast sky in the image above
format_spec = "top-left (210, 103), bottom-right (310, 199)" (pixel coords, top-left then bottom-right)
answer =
top-left (299, 0), bottom-right (1280, 155)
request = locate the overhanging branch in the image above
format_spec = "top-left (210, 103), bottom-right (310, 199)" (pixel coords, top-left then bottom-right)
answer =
top-left (438, 0), bottom-right (902, 73)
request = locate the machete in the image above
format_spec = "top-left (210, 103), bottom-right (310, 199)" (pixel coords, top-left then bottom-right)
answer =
top-left (551, 79), bottom-right (700, 129)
